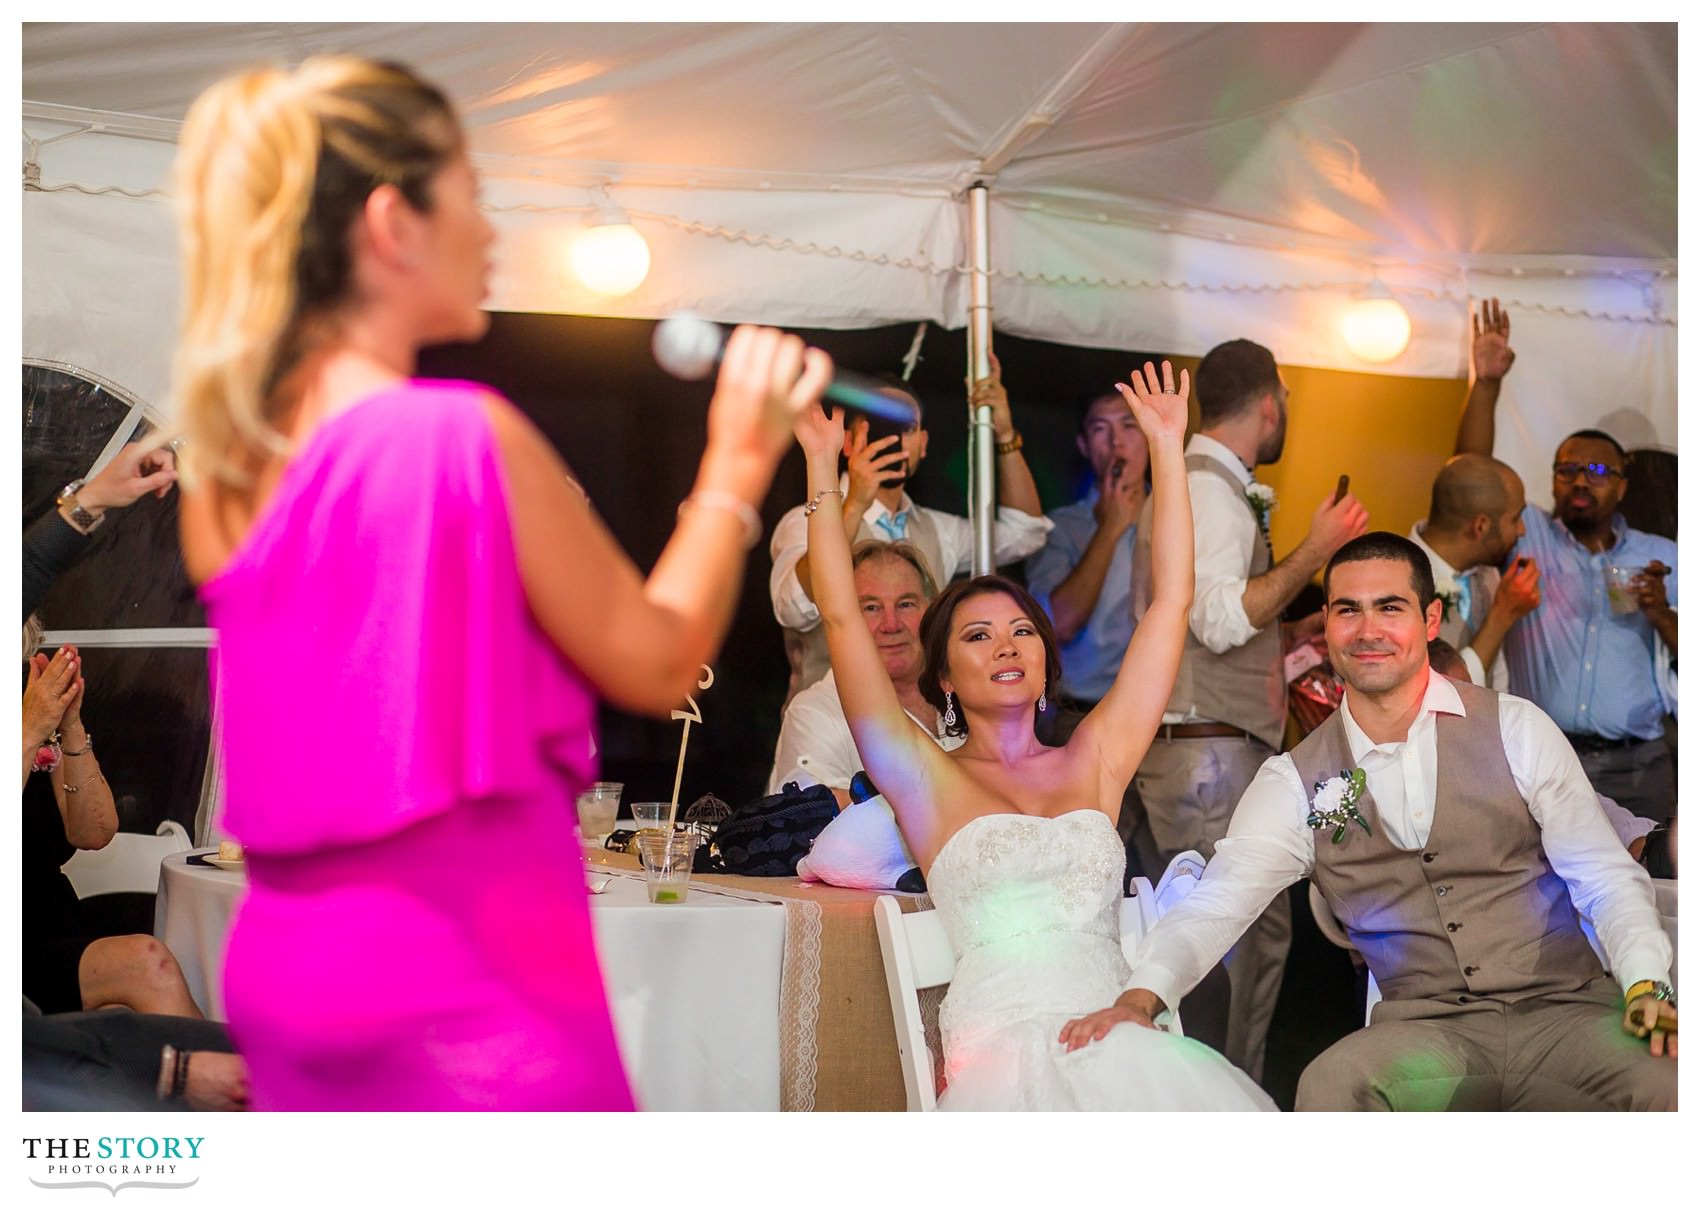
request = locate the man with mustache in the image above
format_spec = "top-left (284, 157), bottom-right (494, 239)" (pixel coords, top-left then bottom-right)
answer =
top-left (1129, 337), bottom-right (1367, 1085)
top-left (1082, 533), bottom-right (1676, 1111)
top-left (1454, 300), bottom-right (1678, 824)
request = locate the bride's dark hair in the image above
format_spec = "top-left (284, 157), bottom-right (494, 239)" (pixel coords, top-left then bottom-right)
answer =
top-left (918, 575), bottom-right (1062, 738)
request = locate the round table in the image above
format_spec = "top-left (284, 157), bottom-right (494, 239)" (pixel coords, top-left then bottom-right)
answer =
top-left (154, 851), bottom-right (246, 1020)
top-left (153, 850), bottom-right (788, 1110)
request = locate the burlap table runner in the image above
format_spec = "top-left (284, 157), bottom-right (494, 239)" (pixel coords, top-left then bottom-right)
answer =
top-left (592, 852), bottom-right (930, 1111)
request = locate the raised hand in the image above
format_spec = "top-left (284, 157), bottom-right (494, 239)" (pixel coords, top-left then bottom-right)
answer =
top-left (1114, 360), bottom-right (1190, 444)
top-left (968, 351), bottom-right (1015, 440)
top-left (792, 398), bottom-right (846, 462)
top-left (1493, 555), bottom-right (1542, 621)
top-left (844, 422), bottom-right (909, 512)
top-left (1471, 297), bottom-right (1515, 382)
top-left (1306, 489), bottom-right (1369, 561)
top-left (710, 325), bottom-right (835, 466)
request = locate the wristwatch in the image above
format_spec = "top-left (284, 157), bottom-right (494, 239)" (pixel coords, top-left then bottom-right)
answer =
top-left (56, 479), bottom-right (104, 533)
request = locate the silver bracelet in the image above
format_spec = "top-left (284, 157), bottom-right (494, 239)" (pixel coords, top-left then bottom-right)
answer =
top-left (803, 487), bottom-right (844, 516)
top-left (678, 491), bottom-right (762, 550)
top-left (60, 732), bottom-right (93, 757)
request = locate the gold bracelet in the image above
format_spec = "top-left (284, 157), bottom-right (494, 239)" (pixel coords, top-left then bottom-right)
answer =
top-left (62, 772), bottom-right (105, 795)
top-left (995, 431), bottom-right (1023, 455)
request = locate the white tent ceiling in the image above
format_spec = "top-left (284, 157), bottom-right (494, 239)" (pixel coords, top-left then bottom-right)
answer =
top-left (20, 21), bottom-right (1679, 488)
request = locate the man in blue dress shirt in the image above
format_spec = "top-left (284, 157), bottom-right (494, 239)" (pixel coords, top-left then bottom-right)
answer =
top-left (1454, 299), bottom-right (1678, 822)
top-left (1027, 389), bottom-right (1150, 761)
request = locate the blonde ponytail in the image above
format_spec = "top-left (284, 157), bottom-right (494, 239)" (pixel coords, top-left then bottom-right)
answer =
top-left (169, 57), bottom-right (459, 491)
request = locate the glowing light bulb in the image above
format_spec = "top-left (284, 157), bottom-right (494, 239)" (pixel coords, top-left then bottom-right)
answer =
top-left (1340, 284), bottom-right (1411, 363)
top-left (571, 214), bottom-right (651, 297)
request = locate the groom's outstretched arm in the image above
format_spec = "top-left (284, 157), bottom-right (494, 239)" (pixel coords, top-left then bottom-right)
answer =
top-left (1124, 758), bottom-right (1317, 1016)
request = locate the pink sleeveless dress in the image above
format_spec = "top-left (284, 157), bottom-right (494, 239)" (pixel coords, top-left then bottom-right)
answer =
top-left (201, 379), bottom-right (634, 1110)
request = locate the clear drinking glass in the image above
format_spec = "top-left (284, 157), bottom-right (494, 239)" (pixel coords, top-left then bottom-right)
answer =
top-left (630, 801), bottom-right (672, 837)
top-left (638, 831), bottom-right (695, 903)
top-left (1605, 565), bottom-right (1645, 615)
top-left (575, 781), bottom-right (623, 846)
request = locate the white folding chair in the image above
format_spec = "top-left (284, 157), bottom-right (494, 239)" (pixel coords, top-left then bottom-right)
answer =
top-left (61, 820), bottom-right (192, 899)
top-left (874, 879), bottom-right (1180, 1113)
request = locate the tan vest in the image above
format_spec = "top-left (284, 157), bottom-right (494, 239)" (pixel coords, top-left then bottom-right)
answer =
top-left (782, 505), bottom-right (947, 702)
top-left (1291, 678), bottom-right (1604, 1005)
top-left (1134, 451), bottom-right (1285, 750)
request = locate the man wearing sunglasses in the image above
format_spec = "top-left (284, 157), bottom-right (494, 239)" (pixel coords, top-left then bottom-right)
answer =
top-left (1454, 300), bottom-right (1677, 825)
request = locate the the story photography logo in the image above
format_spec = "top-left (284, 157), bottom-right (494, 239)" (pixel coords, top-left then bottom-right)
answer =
top-left (22, 1132), bottom-right (204, 1196)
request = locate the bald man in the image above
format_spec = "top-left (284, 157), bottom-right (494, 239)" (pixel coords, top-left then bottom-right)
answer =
top-left (1407, 454), bottom-right (1541, 690)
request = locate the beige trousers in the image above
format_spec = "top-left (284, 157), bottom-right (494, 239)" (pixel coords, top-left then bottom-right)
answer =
top-left (1134, 733), bottom-right (1290, 1085)
top-left (1297, 977), bottom-right (1676, 1110)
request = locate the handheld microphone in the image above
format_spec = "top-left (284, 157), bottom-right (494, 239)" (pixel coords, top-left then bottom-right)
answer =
top-left (652, 312), bottom-right (920, 428)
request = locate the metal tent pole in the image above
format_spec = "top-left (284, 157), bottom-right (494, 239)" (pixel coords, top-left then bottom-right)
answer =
top-left (966, 182), bottom-right (994, 576)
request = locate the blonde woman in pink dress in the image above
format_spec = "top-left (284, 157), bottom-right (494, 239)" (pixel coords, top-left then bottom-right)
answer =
top-left (170, 57), bottom-right (831, 1110)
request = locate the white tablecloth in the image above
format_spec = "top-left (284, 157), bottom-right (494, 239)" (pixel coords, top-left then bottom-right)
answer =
top-left (152, 851), bottom-right (787, 1111)
top-left (154, 852), bottom-right (245, 1020)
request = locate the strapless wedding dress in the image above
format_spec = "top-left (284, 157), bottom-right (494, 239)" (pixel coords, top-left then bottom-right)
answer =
top-left (929, 810), bottom-right (1275, 1112)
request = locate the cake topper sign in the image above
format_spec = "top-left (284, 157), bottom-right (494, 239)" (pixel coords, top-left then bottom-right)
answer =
top-left (668, 665), bottom-right (714, 829)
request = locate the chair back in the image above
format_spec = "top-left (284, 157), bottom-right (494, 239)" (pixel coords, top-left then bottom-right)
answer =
top-left (61, 821), bottom-right (192, 899)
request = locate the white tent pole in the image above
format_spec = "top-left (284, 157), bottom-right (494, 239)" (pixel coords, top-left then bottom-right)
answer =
top-left (966, 182), bottom-right (994, 576)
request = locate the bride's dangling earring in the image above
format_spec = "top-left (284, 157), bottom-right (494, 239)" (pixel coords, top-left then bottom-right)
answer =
top-left (944, 691), bottom-right (957, 729)
top-left (1038, 686), bottom-right (1047, 714)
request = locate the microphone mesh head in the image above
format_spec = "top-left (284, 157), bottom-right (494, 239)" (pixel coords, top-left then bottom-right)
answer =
top-left (652, 312), bottom-right (722, 381)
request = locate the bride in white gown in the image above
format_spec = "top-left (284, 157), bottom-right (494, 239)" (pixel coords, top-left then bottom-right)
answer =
top-left (794, 360), bottom-right (1272, 1112)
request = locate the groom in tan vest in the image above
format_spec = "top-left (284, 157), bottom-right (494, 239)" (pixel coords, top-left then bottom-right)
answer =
top-left (1130, 338), bottom-right (1367, 1084)
top-left (1096, 533), bottom-right (1676, 1110)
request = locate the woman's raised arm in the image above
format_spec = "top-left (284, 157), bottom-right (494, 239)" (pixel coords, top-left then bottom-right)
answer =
top-left (794, 401), bottom-right (959, 865)
top-left (495, 326), bottom-right (832, 716)
top-left (1067, 362), bottom-right (1194, 807)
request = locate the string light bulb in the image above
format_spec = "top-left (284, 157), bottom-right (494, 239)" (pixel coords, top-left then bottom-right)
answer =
top-left (1341, 279), bottom-right (1411, 363)
top-left (571, 199), bottom-right (651, 297)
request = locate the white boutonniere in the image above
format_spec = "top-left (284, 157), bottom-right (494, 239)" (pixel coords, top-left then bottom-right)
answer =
top-left (1308, 768), bottom-right (1371, 844)
top-left (1434, 587), bottom-right (1460, 623)
top-left (1245, 483), bottom-right (1277, 537)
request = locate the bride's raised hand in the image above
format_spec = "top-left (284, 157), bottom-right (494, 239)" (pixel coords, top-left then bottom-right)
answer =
top-left (1114, 360), bottom-right (1189, 445)
top-left (792, 398), bottom-right (846, 462)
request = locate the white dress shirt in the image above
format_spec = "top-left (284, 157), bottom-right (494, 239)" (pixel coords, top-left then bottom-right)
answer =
top-left (767, 669), bottom-right (964, 794)
top-left (768, 479), bottom-right (1051, 632)
top-left (1157, 433), bottom-right (1262, 725)
top-left (1125, 671), bottom-right (1673, 1013)
top-left (1409, 522), bottom-right (1507, 691)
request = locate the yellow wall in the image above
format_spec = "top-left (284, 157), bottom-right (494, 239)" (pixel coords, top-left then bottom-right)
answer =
top-left (1164, 354), bottom-right (1466, 574)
